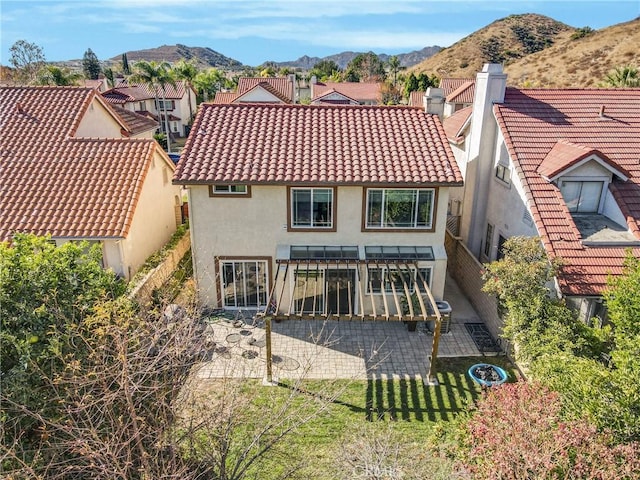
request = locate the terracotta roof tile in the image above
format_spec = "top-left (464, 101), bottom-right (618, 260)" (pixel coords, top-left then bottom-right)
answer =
top-left (409, 91), bottom-right (425, 107)
top-left (312, 82), bottom-right (382, 103)
top-left (494, 87), bottom-right (640, 296)
top-left (443, 106), bottom-right (472, 144)
top-left (0, 86), bottom-right (162, 241)
top-left (439, 78), bottom-right (474, 97)
top-left (114, 80), bottom-right (188, 99)
top-left (445, 81), bottom-right (475, 104)
top-left (212, 92), bottom-right (239, 104)
top-left (112, 105), bottom-right (158, 135)
top-left (237, 77), bottom-right (293, 101)
top-left (174, 103), bottom-right (463, 186)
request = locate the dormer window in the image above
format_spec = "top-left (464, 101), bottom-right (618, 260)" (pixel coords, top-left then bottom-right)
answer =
top-left (559, 180), bottom-right (604, 213)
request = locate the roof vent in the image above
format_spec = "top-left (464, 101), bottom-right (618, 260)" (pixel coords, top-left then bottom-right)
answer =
top-left (16, 102), bottom-right (24, 114)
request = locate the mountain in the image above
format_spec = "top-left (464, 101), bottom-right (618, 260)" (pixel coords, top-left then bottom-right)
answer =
top-left (503, 17), bottom-right (640, 87)
top-left (108, 44), bottom-right (244, 69)
top-left (271, 46), bottom-right (442, 70)
top-left (410, 14), bottom-right (574, 78)
top-left (410, 13), bottom-right (640, 88)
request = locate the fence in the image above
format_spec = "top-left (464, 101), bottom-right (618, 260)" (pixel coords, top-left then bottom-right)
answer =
top-left (129, 233), bottom-right (191, 307)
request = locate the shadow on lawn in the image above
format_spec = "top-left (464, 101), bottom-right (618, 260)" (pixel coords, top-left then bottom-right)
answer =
top-left (365, 374), bottom-right (481, 422)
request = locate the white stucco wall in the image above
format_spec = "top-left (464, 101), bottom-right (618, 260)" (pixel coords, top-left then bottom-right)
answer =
top-left (188, 184), bottom-right (451, 312)
top-left (237, 88), bottom-right (283, 103)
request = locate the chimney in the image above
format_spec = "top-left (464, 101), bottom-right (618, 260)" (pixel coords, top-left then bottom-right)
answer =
top-left (288, 73), bottom-right (297, 102)
top-left (462, 63), bottom-right (508, 257)
top-left (424, 87), bottom-right (444, 118)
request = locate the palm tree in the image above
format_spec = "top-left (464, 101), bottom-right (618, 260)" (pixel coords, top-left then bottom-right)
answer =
top-left (131, 60), bottom-right (176, 152)
top-left (604, 65), bottom-right (640, 87)
top-left (194, 68), bottom-right (227, 102)
top-left (172, 60), bottom-right (198, 124)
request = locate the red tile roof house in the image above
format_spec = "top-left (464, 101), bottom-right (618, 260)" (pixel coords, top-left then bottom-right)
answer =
top-left (310, 80), bottom-right (382, 105)
top-left (409, 79), bottom-right (475, 118)
top-left (212, 76), bottom-right (296, 104)
top-left (102, 80), bottom-right (197, 137)
top-left (444, 63), bottom-right (640, 323)
top-left (0, 86), bottom-right (182, 280)
top-left (173, 103), bottom-right (463, 322)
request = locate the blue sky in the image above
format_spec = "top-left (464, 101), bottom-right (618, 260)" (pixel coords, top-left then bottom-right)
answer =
top-left (1, 0), bottom-right (638, 66)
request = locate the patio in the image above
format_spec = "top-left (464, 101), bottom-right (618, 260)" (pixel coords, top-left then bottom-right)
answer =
top-left (195, 275), bottom-right (503, 381)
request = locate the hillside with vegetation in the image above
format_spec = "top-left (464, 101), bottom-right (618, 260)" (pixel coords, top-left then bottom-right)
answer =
top-left (108, 44), bottom-right (244, 70)
top-left (504, 17), bottom-right (640, 87)
top-left (410, 13), bottom-right (640, 87)
top-left (410, 14), bottom-right (574, 79)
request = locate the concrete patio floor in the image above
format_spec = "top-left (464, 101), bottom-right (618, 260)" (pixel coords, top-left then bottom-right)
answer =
top-left (195, 275), bottom-right (501, 381)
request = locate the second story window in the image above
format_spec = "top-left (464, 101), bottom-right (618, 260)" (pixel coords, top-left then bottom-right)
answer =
top-left (365, 188), bottom-right (435, 230)
top-left (209, 184), bottom-right (250, 196)
top-left (560, 180), bottom-right (603, 213)
top-left (158, 100), bottom-right (175, 111)
top-left (289, 188), bottom-right (334, 230)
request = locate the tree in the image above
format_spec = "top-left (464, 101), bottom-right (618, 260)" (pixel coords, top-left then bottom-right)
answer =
top-left (482, 236), bottom-right (604, 364)
top-left (0, 234), bottom-right (125, 468)
top-left (121, 52), bottom-right (131, 75)
top-left (172, 59), bottom-right (199, 124)
top-left (380, 82), bottom-right (402, 105)
top-left (458, 381), bottom-right (640, 479)
top-left (131, 60), bottom-right (175, 150)
top-left (417, 73), bottom-right (438, 91)
top-left (35, 65), bottom-right (83, 86)
top-left (387, 55), bottom-right (401, 87)
top-left (344, 52), bottom-right (386, 82)
top-left (102, 66), bottom-right (116, 88)
top-left (194, 67), bottom-right (227, 102)
top-left (309, 60), bottom-right (341, 81)
top-left (82, 48), bottom-right (101, 80)
top-left (403, 72), bottom-right (419, 99)
top-left (603, 65), bottom-right (640, 87)
top-left (8, 39), bottom-right (46, 84)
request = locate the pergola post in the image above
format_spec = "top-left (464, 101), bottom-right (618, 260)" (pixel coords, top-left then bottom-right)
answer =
top-left (264, 315), bottom-right (274, 385)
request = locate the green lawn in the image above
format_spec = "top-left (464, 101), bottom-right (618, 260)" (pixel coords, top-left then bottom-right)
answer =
top-left (192, 356), bottom-right (517, 479)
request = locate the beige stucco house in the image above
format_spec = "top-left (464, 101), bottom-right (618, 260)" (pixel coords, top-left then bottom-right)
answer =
top-left (174, 103), bottom-right (463, 323)
top-left (0, 86), bottom-right (182, 280)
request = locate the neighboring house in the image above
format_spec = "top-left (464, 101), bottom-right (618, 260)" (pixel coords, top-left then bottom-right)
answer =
top-left (310, 80), bottom-right (382, 105)
top-left (412, 78), bottom-right (475, 118)
top-left (213, 76), bottom-right (296, 104)
top-left (173, 103), bottom-right (463, 321)
top-left (102, 80), bottom-right (197, 137)
top-left (111, 105), bottom-right (159, 139)
top-left (0, 86), bottom-right (182, 280)
top-left (446, 64), bottom-right (640, 322)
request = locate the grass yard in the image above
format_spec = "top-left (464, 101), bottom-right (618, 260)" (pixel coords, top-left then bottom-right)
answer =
top-left (188, 356), bottom-right (517, 479)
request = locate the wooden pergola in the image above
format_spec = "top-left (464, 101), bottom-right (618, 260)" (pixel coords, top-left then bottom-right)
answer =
top-left (257, 258), bottom-right (446, 385)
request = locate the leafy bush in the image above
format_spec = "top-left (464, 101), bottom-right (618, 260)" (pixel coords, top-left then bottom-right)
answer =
top-left (571, 26), bottom-right (595, 40)
top-left (458, 381), bottom-right (640, 479)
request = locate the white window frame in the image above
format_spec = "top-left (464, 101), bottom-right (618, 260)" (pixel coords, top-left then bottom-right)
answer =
top-left (211, 184), bottom-right (248, 195)
top-left (559, 179), bottom-right (605, 213)
top-left (220, 259), bottom-right (269, 309)
top-left (290, 187), bottom-right (334, 229)
top-left (365, 188), bottom-right (435, 229)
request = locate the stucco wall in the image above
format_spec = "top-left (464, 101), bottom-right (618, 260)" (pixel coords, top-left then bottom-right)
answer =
top-left (189, 184), bottom-right (451, 310)
top-left (121, 152), bottom-right (181, 279)
top-left (75, 98), bottom-right (123, 138)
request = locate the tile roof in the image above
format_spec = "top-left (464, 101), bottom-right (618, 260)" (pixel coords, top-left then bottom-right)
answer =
top-left (409, 91), bottom-right (425, 107)
top-left (0, 86), bottom-right (164, 241)
top-left (312, 89), bottom-right (359, 105)
top-left (494, 87), bottom-right (640, 296)
top-left (174, 103), bottom-right (463, 186)
top-left (111, 105), bottom-right (159, 135)
top-left (237, 77), bottom-right (294, 102)
top-left (537, 139), bottom-right (629, 181)
top-left (445, 81), bottom-right (475, 104)
top-left (212, 92), bottom-right (239, 104)
top-left (237, 81), bottom-right (292, 103)
top-left (443, 106), bottom-right (472, 144)
top-left (102, 85), bottom-right (154, 103)
top-left (439, 78), bottom-right (474, 97)
top-left (312, 82), bottom-right (382, 103)
top-left (115, 80), bottom-right (188, 99)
